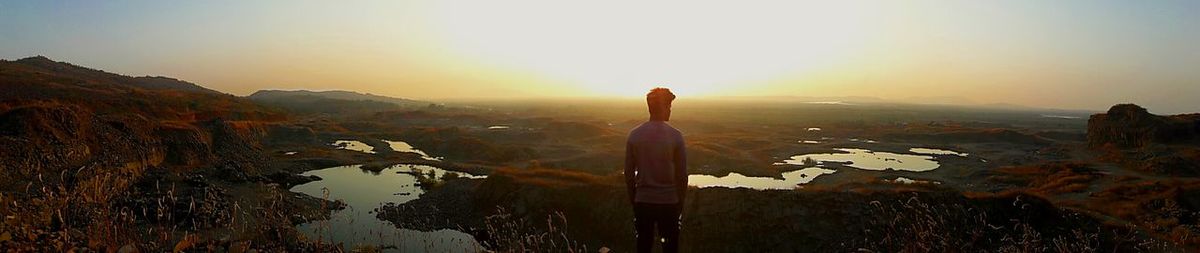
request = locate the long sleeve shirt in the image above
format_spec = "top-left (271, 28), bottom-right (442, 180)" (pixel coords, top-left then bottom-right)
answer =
top-left (624, 120), bottom-right (688, 204)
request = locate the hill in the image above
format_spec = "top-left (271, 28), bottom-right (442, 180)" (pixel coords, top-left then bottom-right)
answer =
top-left (0, 56), bottom-right (279, 121)
top-left (248, 89), bottom-right (432, 115)
top-left (249, 89), bottom-right (428, 107)
top-left (0, 55), bottom-right (298, 186)
top-left (1087, 104), bottom-right (1200, 176)
top-left (1088, 104), bottom-right (1200, 148)
top-left (0, 56), bottom-right (329, 250)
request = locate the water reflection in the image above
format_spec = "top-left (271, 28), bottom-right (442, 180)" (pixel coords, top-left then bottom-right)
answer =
top-left (1041, 115), bottom-right (1081, 119)
top-left (689, 167), bottom-right (835, 190)
top-left (888, 177), bottom-right (941, 185)
top-left (332, 140), bottom-right (376, 154)
top-left (383, 140), bottom-right (442, 161)
top-left (393, 164), bottom-right (484, 179)
top-left (781, 148), bottom-right (939, 172)
top-left (908, 148), bottom-right (968, 157)
top-left (291, 164), bottom-right (482, 251)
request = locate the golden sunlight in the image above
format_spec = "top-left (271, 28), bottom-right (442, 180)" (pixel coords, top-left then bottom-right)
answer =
top-left (424, 0), bottom-right (880, 97)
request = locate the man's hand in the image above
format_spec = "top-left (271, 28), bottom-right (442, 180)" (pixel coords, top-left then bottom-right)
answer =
top-left (625, 141), bottom-right (637, 206)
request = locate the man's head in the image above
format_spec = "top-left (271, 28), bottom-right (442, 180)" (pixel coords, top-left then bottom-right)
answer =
top-left (646, 87), bottom-right (675, 121)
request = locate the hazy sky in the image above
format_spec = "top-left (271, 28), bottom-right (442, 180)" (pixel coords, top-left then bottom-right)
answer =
top-left (2, 0), bottom-right (1198, 113)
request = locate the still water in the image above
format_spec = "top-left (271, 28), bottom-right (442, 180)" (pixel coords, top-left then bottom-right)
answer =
top-left (332, 140), bottom-right (376, 154)
top-left (291, 164), bottom-right (483, 252)
top-left (689, 167), bottom-right (835, 190)
top-left (908, 148), bottom-right (968, 157)
top-left (781, 148), bottom-right (940, 172)
top-left (383, 140), bottom-right (443, 161)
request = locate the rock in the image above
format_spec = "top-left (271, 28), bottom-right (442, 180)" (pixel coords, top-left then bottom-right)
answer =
top-left (1087, 104), bottom-right (1200, 148)
top-left (256, 171), bottom-right (321, 187)
top-left (117, 244), bottom-right (138, 253)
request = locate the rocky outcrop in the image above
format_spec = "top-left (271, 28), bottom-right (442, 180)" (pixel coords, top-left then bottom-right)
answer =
top-left (1088, 104), bottom-right (1200, 148)
top-left (0, 57), bottom-right (288, 188)
top-left (0, 57), bottom-right (324, 251)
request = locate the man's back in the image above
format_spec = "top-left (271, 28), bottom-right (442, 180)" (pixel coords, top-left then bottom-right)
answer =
top-left (626, 121), bottom-right (686, 204)
top-left (627, 87), bottom-right (685, 253)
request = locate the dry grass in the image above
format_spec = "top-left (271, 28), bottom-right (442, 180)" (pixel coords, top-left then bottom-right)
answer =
top-left (852, 193), bottom-right (1171, 252)
top-left (1085, 180), bottom-right (1200, 247)
top-left (0, 167), bottom-right (323, 252)
top-left (481, 207), bottom-right (589, 253)
top-left (491, 167), bottom-right (620, 188)
top-left (990, 162), bottom-right (1101, 196)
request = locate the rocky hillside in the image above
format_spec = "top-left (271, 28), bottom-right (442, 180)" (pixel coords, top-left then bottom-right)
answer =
top-left (0, 56), bottom-right (330, 251)
top-left (0, 56), bottom-right (309, 189)
top-left (1088, 104), bottom-right (1200, 148)
top-left (1087, 104), bottom-right (1200, 176)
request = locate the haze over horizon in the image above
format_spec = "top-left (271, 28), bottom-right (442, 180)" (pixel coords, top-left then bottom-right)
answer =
top-left (2, 0), bottom-right (1198, 113)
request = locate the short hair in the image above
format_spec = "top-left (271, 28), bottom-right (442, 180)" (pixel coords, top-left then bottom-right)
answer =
top-left (646, 87), bottom-right (675, 114)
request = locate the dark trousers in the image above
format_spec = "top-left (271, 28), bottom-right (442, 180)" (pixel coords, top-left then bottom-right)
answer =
top-left (634, 202), bottom-right (681, 253)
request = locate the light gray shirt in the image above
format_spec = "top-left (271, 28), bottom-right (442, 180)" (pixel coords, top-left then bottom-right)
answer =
top-left (624, 121), bottom-right (687, 204)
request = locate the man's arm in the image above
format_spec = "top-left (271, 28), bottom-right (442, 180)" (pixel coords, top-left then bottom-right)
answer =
top-left (674, 136), bottom-right (688, 207)
top-left (624, 141), bottom-right (637, 204)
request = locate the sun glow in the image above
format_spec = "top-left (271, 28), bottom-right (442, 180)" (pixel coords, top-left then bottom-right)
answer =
top-left (425, 1), bottom-right (880, 97)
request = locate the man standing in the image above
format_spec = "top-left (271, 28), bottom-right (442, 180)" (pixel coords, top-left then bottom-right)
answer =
top-left (625, 87), bottom-right (687, 253)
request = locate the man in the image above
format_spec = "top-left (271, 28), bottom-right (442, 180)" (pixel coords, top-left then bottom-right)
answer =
top-left (624, 87), bottom-right (687, 253)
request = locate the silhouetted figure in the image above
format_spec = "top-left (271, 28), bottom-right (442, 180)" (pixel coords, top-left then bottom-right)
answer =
top-left (625, 87), bottom-right (687, 253)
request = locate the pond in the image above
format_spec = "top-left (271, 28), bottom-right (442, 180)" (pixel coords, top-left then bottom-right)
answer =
top-left (383, 140), bottom-right (442, 161)
top-left (780, 148), bottom-right (940, 172)
top-left (848, 138), bottom-right (878, 143)
top-left (332, 140), bottom-right (376, 154)
top-left (1041, 114), bottom-right (1082, 119)
top-left (888, 177), bottom-right (940, 185)
top-left (688, 167), bottom-right (836, 190)
top-left (290, 164), bottom-right (483, 252)
top-left (908, 148), bottom-right (968, 157)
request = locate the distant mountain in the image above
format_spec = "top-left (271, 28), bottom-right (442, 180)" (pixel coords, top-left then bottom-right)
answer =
top-left (0, 56), bottom-right (277, 120)
top-left (247, 89), bottom-right (430, 115)
top-left (248, 94), bottom-right (401, 115)
top-left (249, 89), bottom-right (427, 107)
top-left (705, 95), bottom-right (1093, 114)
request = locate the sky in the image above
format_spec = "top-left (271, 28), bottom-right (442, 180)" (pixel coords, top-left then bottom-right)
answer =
top-left (1, 0), bottom-right (1198, 113)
